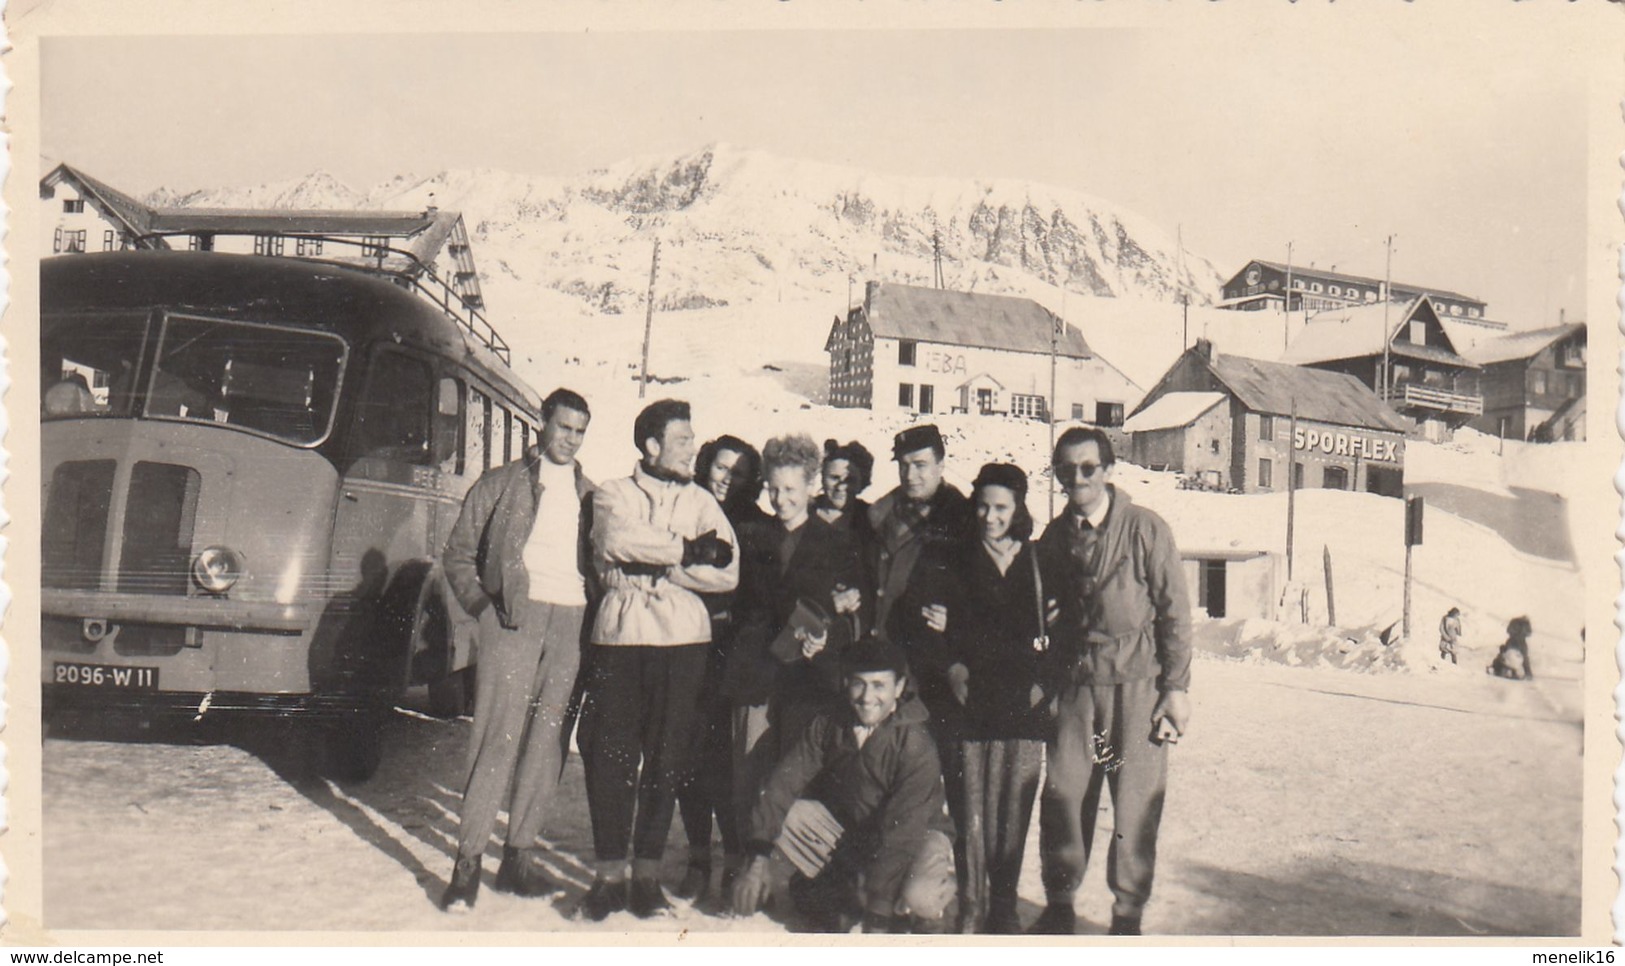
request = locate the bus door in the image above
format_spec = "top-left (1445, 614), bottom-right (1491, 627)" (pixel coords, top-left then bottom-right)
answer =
top-left (322, 347), bottom-right (443, 697)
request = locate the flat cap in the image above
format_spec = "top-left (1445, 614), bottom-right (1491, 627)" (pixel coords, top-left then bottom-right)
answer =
top-left (892, 423), bottom-right (945, 459)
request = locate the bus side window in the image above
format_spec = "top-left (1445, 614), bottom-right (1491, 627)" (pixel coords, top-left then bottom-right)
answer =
top-left (433, 376), bottom-right (461, 473)
top-left (501, 407), bottom-right (514, 464)
top-left (467, 387), bottom-right (489, 476)
top-left (356, 351), bottom-right (434, 464)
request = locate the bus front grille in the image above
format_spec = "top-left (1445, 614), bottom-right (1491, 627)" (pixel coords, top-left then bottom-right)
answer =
top-left (43, 459), bottom-right (116, 590)
top-left (118, 462), bottom-right (202, 595)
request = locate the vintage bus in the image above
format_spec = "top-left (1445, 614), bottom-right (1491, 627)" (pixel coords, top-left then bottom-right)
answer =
top-left (41, 247), bottom-right (541, 779)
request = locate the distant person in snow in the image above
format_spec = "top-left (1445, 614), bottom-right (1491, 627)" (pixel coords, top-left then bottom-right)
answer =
top-left (1438, 607), bottom-right (1463, 665)
top-left (1488, 616), bottom-right (1534, 681)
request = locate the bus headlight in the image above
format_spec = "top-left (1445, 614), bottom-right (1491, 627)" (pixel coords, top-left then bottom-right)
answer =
top-left (192, 546), bottom-right (244, 594)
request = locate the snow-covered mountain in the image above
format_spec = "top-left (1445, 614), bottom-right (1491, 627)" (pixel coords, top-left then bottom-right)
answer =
top-left (142, 143), bottom-right (1223, 318)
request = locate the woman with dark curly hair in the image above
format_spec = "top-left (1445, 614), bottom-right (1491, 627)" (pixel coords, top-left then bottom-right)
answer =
top-left (945, 462), bottom-right (1052, 933)
top-left (813, 439), bottom-right (875, 532)
top-left (675, 434), bottom-right (770, 903)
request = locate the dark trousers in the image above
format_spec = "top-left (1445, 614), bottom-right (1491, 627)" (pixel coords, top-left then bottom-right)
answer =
top-left (676, 690), bottom-right (740, 860)
top-left (1038, 677), bottom-right (1168, 919)
top-left (579, 643), bottom-right (710, 867)
top-left (960, 738), bottom-right (1043, 928)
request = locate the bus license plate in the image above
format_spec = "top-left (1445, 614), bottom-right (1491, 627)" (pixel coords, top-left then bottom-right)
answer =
top-left (53, 662), bottom-right (159, 689)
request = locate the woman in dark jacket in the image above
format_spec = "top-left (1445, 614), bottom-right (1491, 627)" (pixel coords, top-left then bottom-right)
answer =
top-left (813, 439), bottom-right (875, 535)
top-left (675, 435), bottom-right (769, 902)
top-left (723, 434), bottom-right (865, 872)
top-left (944, 462), bottom-right (1052, 933)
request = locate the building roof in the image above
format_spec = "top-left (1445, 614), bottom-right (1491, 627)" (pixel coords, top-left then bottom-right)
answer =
top-left (145, 208), bottom-right (444, 237)
top-left (1248, 259), bottom-right (1483, 305)
top-left (44, 163), bottom-right (160, 237)
top-left (864, 282), bottom-right (1092, 359)
top-left (1460, 322), bottom-right (1585, 366)
top-left (1282, 299), bottom-right (1474, 370)
top-left (1207, 352), bottom-right (1409, 432)
top-left (1123, 391), bottom-right (1227, 433)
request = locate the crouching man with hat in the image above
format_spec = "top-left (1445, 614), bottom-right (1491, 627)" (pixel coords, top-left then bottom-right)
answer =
top-left (730, 640), bottom-right (957, 933)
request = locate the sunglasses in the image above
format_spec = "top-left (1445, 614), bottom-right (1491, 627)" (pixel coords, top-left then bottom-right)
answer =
top-left (1053, 461), bottom-right (1105, 484)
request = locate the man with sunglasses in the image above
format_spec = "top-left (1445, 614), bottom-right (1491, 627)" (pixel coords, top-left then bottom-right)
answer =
top-left (1031, 426), bottom-right (1191, 936)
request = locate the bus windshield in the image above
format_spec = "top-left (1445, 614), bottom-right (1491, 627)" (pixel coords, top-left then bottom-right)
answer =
top-left (42, 312), bottom-right (348, 446)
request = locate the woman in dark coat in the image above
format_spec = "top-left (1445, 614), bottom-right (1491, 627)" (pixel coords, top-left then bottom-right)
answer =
top-left (723, 433), bottom-right (865, 880)
top-left (812, 439), bottom-right (875, 535)
top-left (945, 462), bottom-right (1052, 933)
top-left (675, 435), bottom-right (769, 902)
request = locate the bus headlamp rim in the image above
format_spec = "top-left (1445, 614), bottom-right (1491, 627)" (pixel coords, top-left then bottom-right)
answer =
top-left (191, 546), bottom-right (244, 594)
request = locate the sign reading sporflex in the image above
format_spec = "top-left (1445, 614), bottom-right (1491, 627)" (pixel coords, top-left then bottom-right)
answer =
top-left (1293, 427), bottom-right (1400, 463)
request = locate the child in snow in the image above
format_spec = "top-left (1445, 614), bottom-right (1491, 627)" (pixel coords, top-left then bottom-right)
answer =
top-left (1488, 616), bottom-right (1534, 681)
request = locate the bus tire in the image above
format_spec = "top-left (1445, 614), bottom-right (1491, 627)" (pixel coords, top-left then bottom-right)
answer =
top-left (427, 665), bottom-right (474, 719)
top-left (322, 711), bottom-right (386, 783)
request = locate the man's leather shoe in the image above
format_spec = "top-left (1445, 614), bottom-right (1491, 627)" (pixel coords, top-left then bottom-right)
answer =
top-left (1028, 903), bottom-right (1076, 935)
top-left (493, 846), bottom-right (557, 898)
top-left (439, 853), bottom-right (481, 912)
top-left (629, 876), bottom-right (675, 918)
top-left (1108, 913), bottom-right (1143, 936)
top-left (580, 877), bottom-right (628, 921)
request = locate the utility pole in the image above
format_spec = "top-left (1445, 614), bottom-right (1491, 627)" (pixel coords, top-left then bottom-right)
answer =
top-left (639, 238), bottom-right (661, 399)
top-left (1177, 225), bottom-right (1189, 351)
top-left (1285, 398), bottom-right (1298, 583)
top-left (1049, 288), bottom-right (1063, 523)
top-left (1283, 241), bottom-right (1294, 351)
top-left (932, 229), bottom-right (944, 289)
top-left (1381, 234), bottom-right (1394, 400)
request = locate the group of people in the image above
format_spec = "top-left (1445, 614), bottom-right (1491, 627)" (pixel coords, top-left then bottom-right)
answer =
top-left (436, 388), bottom-right (1193, 935)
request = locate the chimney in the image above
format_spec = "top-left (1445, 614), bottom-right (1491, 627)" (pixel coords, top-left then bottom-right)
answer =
top-left (865, 280), bottom-right (880, 311)
top-left (425, 191), bottom-right (438, 216)
top-left (1194, 337), bottom-right (1216, 363)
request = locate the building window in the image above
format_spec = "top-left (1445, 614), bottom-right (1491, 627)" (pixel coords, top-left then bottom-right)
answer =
top-left (898, 340), bottom-right (917, 367)
top-left (63, 199), bottom-right (84, 214)
top-left (1010, 394), bottom-right (1047, 420)
top-left (1328, 285), bottom-right (1340, 297)
top-left (253, 235), bottom-right (285, 256)
top-left (1528, 370), bottom-right (1548, 395)
top-left (1292, 462), bottom-right (1304, 490)
top-left (1364, 290), bottom-right (1377, 302)
top-left (1072, 403), bottom-right (1085, 421)
top-left (898, 383), bottom-right (914, 408)
top-left (1095, 402), bottom-right (1124, 427)
top-left (1311, 282), bottom-right (1323, 293)
top-left (362, 236), bottom-right (391, 258)
top-left (1210, 439), bottom-right (1221, 454)
top-left (1259, 414), bottom-right (1274, 440)
top-left (103, 229), bottom-right (116, 251)
top-left (1323, 465), bottom-right (1349, 490)
top-left (60, 229), bottom-right (86, 253)
top-left (1258, 458), bottom-right (1273, 489)
top-left (53, 227), bottom-right (62, 253)
top-left (1409, 319), bottom-right (1426, 344)
top-left (295, 237), bottom-right (325, 256)
top-left (977, 388), bottom-right (995, 414)
top-left (1469, 308), bottom-right (1482, 319)
top-left (1450, 305), bottom-right (1463, 316)
top-left (919, 385), bottom-right (935, 414)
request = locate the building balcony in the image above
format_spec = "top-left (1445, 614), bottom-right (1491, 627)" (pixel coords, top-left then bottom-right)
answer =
top-left (1382, 382), bottom-right (1483, 416)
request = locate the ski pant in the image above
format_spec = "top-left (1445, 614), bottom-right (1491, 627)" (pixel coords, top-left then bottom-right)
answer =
top-left (579, 642), bottom-right (709, 869)
top-left (730, 702), bottom-right (777, 841)
top-left (677, 688), bottom-right (740, 861)
top-left (1039, 676), bottom-right (1168, 919)
top-left (456, 599), bottom-right (585, 859)
top-left (960, 737), bottom-right (1044, 928)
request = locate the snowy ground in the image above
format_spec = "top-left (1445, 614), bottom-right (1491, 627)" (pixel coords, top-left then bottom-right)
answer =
top-left (38, 298), bottom-right (1589, 938)
top-left (42, 652), bottom-right (1580, 936)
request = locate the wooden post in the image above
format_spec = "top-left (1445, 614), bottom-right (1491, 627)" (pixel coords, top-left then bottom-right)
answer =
top-left (1323, 544), bottom-right (1336, 627)
top-left (639, 238), bottom-right (661, 399)
top-left (1403, 543), bottom-right (1414, 640)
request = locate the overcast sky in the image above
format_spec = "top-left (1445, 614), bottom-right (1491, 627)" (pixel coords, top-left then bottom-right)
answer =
top-left (42, 28), bottom-right (1589, 326)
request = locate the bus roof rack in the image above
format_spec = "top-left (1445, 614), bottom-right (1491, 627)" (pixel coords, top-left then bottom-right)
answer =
top-left (133, 232), bottom-right (512, 365)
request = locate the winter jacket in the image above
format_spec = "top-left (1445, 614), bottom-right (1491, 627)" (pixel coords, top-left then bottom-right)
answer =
top-left (1036, 485), bottom-right (1192, 692)
top-left (864, 484), bottom-right (973, 721)
top-left (442, 448), bottom-right (594, 628)
top-left (589, 463), bottom-right (740, 646)
top-left (946, 540), bottom-right (1055, 741)
top-left (745, 693), bottom-right (955, 915)
top-left (701, 501), bottom-right (774, 678)
top-left (724, 515), bottom-right (865, 707)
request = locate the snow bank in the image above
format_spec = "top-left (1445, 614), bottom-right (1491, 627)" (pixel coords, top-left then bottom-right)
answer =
top-left (1194, 617), bottom-right (1403, 674)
